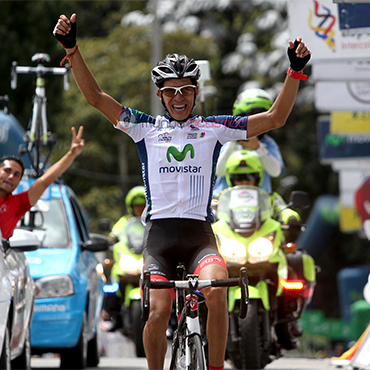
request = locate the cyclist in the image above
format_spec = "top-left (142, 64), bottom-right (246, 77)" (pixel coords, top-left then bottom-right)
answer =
top-left (103, 185), bottom-right (146, 329)
top-left (224, 149), bottom-right (301, 240)
top-left (0, 126), bottom-right (84, 240)
top-left (214, 88), bottom-right (284, 196)
top-left (53, 13), bottom-right (311, 370)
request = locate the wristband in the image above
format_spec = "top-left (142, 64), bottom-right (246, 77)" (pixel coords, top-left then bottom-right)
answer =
top-left (60, 45), bottom-right (79, 68)
top-left (287, 67), bottom-right (307, 81)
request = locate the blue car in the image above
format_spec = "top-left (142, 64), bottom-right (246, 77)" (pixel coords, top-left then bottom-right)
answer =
top-left (16, 181), bottom-right (109, 369)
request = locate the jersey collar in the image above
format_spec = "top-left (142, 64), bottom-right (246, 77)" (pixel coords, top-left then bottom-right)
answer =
top-left (164, 112), bottom-right (197, 124)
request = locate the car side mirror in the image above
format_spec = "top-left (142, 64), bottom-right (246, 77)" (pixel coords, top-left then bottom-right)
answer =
top-left (9, 229), bottom-right (40, 252)
top-left (289, 191), bottom-right (310, 210)
top-left (82, 233), bottom-right (110, 252)
top-left (98, 219), bottom-right (111, 232)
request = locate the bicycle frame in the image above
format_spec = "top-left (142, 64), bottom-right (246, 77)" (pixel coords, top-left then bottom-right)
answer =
top-left (11, 53), bottom-right (69, 177)
top-left (173, 272), bottom-right (207, 370)
top-left (142, 265), bottom-right (249, 370)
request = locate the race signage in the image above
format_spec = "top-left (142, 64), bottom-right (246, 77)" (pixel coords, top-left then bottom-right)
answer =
top-left (331, 112), bottom-right (370, 134)
top-left (288, 0), bottom-right (370, 62)
top-left (318, 119), bottom-right (370, 162)
top-left (315, 82), bottom-right (370, 112)
top-left (312, 61), bottom-right (370, 82)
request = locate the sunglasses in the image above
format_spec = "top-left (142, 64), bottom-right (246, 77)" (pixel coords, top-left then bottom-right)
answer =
top-left (160, 85), bottom-right (196, 98)
top-left (230, 173), bottom-right (258, 183)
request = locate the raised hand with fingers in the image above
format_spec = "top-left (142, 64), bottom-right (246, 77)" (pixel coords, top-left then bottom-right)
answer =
top-left (286, 37), bottom-right (311, 81)
top-left (70, 126), bottom-right (85, 157)
top-left (53, 13), bottom-right (77, 49)
top-left (287, 37), bottom-right (311, 72)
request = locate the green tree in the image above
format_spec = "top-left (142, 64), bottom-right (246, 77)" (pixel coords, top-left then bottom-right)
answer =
top-left (1, 1), bottom-right (126, 127)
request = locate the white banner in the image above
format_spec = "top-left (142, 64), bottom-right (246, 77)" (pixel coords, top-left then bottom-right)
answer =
top-left (313, 61), bottom-right (370, 81)
top-left (315, 81), bottom-right (370, 111)
top-left (287, 0), bottom-right (370, 62)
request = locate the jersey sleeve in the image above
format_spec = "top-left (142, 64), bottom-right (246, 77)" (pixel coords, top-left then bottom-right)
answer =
top-left (207, 115), bottom-right (248, 145)
top-left (115, 106), bottom-right (156, 143)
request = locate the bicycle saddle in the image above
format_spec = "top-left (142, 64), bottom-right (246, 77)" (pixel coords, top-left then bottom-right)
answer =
top-left (31, 53), bottom-right (51, 64)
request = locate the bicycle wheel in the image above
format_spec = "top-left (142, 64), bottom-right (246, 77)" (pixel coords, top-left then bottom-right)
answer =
top-left (170, 331), bottom-right (183, 370)
top-left (170, 333), bottom-right (206, 370)
top-left (188, 335), bottom-right (206, 370)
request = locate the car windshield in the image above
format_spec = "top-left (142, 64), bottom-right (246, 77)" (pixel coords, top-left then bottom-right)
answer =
top-left (18, 198), bottom-right (71, 249)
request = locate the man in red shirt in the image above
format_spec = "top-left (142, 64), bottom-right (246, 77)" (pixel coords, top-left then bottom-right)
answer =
top-left (0, 126), bottom-right (84, 239)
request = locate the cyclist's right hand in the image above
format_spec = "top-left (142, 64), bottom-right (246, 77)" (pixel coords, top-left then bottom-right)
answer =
top-left (53, 13), bottom-right (77, 49)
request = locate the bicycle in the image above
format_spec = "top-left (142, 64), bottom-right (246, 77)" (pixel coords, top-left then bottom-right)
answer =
top-left (142, 263), bottom-right (249, 370)
top-left (11, 53), bottom-right (70, 177)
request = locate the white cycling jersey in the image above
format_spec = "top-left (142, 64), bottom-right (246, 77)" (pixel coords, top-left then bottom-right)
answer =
top-left (116, 107), bottom-right (248, 223)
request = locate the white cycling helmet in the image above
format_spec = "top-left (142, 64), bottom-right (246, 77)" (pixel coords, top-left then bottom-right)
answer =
top-left (151, 53), bottom-right (201, 88)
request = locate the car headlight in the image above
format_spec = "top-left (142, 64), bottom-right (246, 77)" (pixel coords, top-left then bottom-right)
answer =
top-left (119, 255), bottom-right (143, 275)
top-left (248, 238), bottom-right (273, 264)
top-left (35, 275), bottom-right (74, 298)
top-left (219, 238), bottom-right (247, 265)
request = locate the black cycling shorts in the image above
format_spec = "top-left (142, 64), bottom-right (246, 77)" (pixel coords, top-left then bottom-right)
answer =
top-left (143, 218), bottom-right (226, 281)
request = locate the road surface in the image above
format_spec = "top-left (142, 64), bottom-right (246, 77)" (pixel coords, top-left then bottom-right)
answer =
top-left (31, 330), bottom-right (344, 370)
top-left (31, 356), bottom-right (342, 370)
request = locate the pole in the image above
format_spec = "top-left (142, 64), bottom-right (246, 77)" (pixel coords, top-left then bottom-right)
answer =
top-left (150, 0), bottom-right (163, 117)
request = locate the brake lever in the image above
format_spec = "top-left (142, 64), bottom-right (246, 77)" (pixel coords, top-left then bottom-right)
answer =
top-left (239, 267), bottom-right (249, 319)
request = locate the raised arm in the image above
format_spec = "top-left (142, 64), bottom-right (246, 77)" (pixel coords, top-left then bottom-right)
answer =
top-left (246, 37), bottom-right (311, 138)
top-left (28, 126), bottom-right (85, 206)
top-left (53, 14), bottom-right (122, 125)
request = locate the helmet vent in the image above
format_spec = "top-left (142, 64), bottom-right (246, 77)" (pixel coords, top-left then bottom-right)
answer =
top-left (151, 53), bottom-right (201, 87)
top-left (239, 160), bottom-right (247, 168)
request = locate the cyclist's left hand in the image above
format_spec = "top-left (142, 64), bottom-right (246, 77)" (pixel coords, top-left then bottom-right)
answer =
top-left (287, 37), bottom-right (311, 72)
top-left (70, 126), bottom-right (85, 157)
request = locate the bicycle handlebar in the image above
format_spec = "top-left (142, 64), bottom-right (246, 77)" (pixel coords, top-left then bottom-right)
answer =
top-left (142, 267), bottom-right (249, 322)
top-left (11, 60), bottom-right (70, 91)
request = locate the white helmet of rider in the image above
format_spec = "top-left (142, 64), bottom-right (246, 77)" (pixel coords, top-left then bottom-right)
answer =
top-left (151, 53), bottom-right (201, 88)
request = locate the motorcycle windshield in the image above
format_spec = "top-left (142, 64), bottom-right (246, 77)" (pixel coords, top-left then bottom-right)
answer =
top-left (216, 186), bottom-right (272, 232)
top-left (126, 217), bottom-right (145, 254)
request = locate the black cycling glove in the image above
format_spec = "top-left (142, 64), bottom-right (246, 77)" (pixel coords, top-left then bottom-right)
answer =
top-left (53, 21), bottom-right (77, 49)
top-left (287, 39), bottom-right (311, 72)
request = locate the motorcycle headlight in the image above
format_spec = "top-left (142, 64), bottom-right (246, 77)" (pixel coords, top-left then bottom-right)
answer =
top-left (219, 238), bottom-right (247, 265)
top-left (119, 255), bottom-right (143, 275)
top-left (248, 238), bottom-right (273, 264)
top-left (35, 275), bottom-right (74, 298)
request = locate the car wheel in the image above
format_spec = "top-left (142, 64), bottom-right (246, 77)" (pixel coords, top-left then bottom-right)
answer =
top-left (60, 313), bottom-right (88, 369)
top-left (0, 322), bottom-right (11, 370)
top-left (86, 323), bottom-right (100, 368)
top-left (11, 325), bottom-right (31, 370)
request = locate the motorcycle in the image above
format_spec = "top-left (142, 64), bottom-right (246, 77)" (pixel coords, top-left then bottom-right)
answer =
top-left (212, 185), bottom-right (316, 369)
top-left (103, 216), bottom-right (145, 357)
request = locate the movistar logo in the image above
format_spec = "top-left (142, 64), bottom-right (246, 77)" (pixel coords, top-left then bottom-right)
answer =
top-left (325, 134), bottom-right (346, 147)
top-left (167, 144), bottom-right (194, 162)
